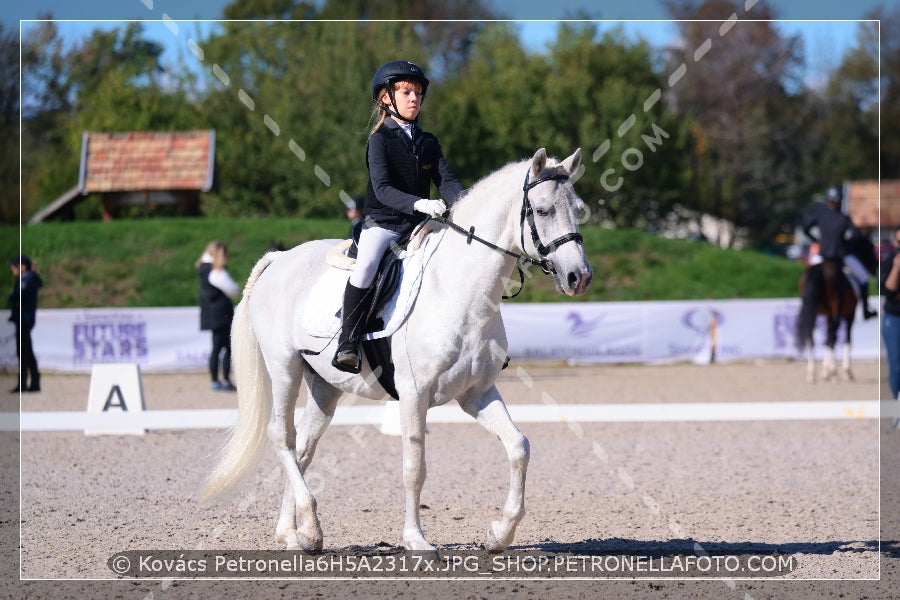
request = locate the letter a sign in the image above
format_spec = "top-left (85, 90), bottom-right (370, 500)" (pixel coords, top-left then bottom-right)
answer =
top-left (85, 363), bottom-right (147, 435)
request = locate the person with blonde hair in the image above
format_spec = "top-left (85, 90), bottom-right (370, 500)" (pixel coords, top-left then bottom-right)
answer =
top-left (196, 241), bottom-right (240, 390)
top-left (332, 60), bottom-right (463, 373)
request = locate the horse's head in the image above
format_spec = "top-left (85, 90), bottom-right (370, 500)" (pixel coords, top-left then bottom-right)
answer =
top-left (520, 148), bottom-right (593, 296)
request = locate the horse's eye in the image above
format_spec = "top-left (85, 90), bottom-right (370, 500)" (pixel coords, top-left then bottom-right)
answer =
top-left (536, 208), bottom-right (550, 217)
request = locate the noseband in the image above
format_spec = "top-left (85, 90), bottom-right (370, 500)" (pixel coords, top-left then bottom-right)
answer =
top-left (431, 166), bottom-right (584, 298)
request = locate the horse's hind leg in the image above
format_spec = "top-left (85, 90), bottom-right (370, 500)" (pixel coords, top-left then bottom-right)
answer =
top-left (805, 342), bottom-right (816, 384)
top-left (842, 318), bottom-right (855, 381)
top-left (459, 385), bottom-right (529, 553)
top-left (822, 318), bottom-right (840, 383)
top-left (267, 358), bottom-right (326, 553)
top-left (277, 371), bottom-right (341, 549)
top-left (841, 341), bottom-right (854, 381)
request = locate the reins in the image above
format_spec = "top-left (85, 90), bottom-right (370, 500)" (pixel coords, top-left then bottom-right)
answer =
top-left (431, 167), bottom-right (583, 300)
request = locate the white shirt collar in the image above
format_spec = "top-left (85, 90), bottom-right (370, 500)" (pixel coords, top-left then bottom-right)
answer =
top-left (398, 122), bottom-right (415, 139)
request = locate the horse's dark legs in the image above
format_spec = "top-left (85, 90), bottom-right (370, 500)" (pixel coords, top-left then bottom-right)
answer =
top-left (842, 315), bottom-right (855, 381)
top-left (822, 317), bottom-right (841, 382)
top-left (805, 339), bottom-right (817, 383)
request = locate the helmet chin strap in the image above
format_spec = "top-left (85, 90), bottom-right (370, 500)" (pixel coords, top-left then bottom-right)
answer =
top-left (380, 101), bottom-right (418, 124)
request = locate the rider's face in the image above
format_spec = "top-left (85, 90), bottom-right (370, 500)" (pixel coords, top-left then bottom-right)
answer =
top-left (383, 81), bottom-right (422, 121)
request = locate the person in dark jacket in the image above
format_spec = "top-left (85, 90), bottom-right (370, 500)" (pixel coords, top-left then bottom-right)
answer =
top-left (196, 241), bottom-right (240, 391)
top-left (345, 196), bottom-right (365, 259)
top-left (332, 60), bottom-right (463, 373)
top-left (8, 254), bottom-right (42, 393)
top-left (881, 228), bottom-right (900, 414)
top-left (802, 187), bottom-right (876, 319)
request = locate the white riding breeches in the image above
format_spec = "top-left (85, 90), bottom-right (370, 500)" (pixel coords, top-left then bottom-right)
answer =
top-left (350, 225), bottom-right (401, 289)
top-left (844, 253), bottom-right (869, 286)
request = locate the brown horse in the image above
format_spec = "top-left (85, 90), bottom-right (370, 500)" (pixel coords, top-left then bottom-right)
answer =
top-left (796, 260), bottom-right (858, 382)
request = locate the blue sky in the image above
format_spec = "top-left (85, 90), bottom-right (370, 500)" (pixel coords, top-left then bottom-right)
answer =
top-left (8, 1), bottom-right (884, 87)
top-left (2, 0), bottom-right (889, 22)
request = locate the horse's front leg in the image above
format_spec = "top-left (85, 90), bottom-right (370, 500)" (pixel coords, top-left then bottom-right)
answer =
top-left (459, 385), bottom-right (529, 553)
top-left (398, 394), bottom-right (435, 551)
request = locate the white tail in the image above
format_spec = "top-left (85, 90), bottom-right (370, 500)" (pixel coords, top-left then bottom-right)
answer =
top-left (199, 253), bottom-right (278, 501)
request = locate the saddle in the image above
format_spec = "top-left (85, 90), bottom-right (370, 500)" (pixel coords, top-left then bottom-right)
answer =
top-left (304, 224), bottom-right (441, 400)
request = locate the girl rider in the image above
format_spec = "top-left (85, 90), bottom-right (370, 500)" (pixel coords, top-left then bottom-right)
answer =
top-left (332, 60), bottom-right (463, 373)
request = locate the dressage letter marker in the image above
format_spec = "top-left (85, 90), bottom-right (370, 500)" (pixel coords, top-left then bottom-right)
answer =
top-left (85, 363), bottom-right (147, 436)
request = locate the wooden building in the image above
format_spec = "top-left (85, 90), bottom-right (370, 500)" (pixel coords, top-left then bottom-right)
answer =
top-left (845, 179), bottom-right (900, 235)
top-left (29, 130), bottom-right (216, 223)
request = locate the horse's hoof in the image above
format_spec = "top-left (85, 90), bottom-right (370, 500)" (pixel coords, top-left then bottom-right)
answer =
top-left (276, 528), bottom-right (299, 549)
top-left (297, 533), bottom-right (323, 554)
top-left (485, 520), bottom-right (513, 554)
top-left (402, 538), bottom-right (436, 552)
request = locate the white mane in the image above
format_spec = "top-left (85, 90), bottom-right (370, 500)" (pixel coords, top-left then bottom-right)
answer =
top-left (450, 154), bottom-right (567, 224)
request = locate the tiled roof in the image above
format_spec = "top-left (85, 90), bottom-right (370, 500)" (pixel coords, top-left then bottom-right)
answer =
top-left (79, 130), bottom-right (215, 193)
top-left (846, 180), bottom-right (900, 228)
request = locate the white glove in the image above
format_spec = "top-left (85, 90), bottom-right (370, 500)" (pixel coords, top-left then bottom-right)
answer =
top-left (413, 199), bottom-right (447, 218)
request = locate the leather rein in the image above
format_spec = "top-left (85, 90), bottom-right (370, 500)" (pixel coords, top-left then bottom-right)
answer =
top-left (431, 168), bottom-right (583, 299)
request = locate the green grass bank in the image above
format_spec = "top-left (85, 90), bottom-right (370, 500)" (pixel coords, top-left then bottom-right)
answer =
top-left (2, 218), bottom-right (806, 308)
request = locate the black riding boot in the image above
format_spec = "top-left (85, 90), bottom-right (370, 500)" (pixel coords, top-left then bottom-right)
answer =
top-left (331, 282), bottom-right (371, 373)
top-left (860, 283), bottom-right (877, 320)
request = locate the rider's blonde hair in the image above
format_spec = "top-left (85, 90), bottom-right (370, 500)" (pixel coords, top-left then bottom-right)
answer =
top-left (195, 240), bottom-right (229, 270)
top-left (369, 79), bottom-right (423, 136)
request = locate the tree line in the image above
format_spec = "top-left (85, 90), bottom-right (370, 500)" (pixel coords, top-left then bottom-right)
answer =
top-left (5, 0), bottom-right (894, 249)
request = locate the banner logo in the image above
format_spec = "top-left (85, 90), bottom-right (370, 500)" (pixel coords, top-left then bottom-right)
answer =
top-left (565, 311), bottom-right (603, 338)
top-left (73, 312), bottom-right (149, 365)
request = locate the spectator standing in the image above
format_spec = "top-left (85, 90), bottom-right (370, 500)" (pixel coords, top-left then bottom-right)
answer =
top-left (881, 227), bottom-right (900, 425)
top-left (345, 196), bottom-right (365, 260)
top-left (196, 241), bottom-right (240, 391)
top-left (7, 254), bottom-right (42, 393)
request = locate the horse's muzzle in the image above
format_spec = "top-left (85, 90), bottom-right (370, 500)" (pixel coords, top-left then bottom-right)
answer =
top-left (565, 265), bottom-right (593, 296)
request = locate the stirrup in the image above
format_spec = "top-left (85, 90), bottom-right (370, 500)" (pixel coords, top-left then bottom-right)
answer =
top-left (332, 343), bottom-right (362, 374)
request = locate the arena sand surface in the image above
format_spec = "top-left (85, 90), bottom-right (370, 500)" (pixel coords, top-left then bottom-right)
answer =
top-left (2, 359), bottom-right (898, 599)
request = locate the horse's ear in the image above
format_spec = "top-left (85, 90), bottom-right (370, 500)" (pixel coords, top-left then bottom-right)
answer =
top-left (561, 148), bottom-right (582, 175)
top-left (531, 148), bottom-right (547, 177)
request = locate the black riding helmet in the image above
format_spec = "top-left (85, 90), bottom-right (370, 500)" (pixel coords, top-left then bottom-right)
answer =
top-left (371, 60), bottom-right (429, 123)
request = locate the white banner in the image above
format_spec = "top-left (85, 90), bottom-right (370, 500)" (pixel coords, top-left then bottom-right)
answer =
top-left (0, 300), bottom-right (884, 373)
top-left (502, 298), bottom-right (882, 364)
top-left (0, 307), bottom-right (208, 373)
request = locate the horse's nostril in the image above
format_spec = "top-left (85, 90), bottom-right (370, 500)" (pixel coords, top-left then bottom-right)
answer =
top-left (568, 271), bottom-right (579, 289)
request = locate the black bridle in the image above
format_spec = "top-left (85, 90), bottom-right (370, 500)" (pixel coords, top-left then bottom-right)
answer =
top-left (432, 167), bottom-right (584, 299)
top-left (519, 170), bottom-right (584, 274)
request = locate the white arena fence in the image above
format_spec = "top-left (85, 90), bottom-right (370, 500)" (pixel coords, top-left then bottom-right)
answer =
top-left (0, 298), bottom-right (883, 374)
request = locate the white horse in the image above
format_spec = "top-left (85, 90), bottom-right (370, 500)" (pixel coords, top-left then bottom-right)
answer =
top-left (200, 148), bottom-right (592, 553)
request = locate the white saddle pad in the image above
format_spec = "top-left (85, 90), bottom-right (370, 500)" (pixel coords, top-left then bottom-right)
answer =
top-left (301, 230), bottom-right (444, 340)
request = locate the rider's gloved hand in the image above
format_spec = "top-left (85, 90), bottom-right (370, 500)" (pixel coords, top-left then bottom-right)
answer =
top-left (413, 199), bottom-right (447, 218)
